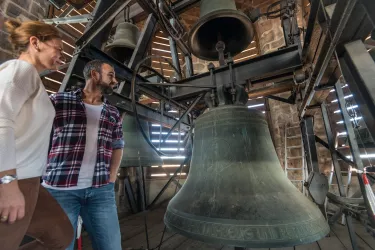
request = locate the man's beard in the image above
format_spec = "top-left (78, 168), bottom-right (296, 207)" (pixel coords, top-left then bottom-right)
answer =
top-left (100, 84), bottom-right (114, 95)
top-left (98, 79), bottom-right (114, 95)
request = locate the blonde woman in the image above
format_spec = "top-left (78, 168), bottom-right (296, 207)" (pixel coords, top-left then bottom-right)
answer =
top-left (0, 19), bottom-right (73, 249)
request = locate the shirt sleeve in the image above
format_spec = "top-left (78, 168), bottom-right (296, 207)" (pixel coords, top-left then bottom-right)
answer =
top-left (112, 113), bottom-right (124, 150)
top-left (49, 93), bottom-right (57, 107)
top-left (0, 81), bottom-right (34, 171)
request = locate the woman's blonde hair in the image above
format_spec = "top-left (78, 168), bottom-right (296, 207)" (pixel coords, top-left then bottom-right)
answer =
top-left (5, 19), bottom-right (61, 55)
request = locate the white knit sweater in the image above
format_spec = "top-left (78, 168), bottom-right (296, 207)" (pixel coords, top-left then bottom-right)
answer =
top-left (0, 60), bottom-right (55, 180)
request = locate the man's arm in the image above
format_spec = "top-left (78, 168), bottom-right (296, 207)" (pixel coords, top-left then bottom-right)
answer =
top-left (109, 111), bottom-right (125, 183)
top-left (109, 149), bottom-right (123, 183)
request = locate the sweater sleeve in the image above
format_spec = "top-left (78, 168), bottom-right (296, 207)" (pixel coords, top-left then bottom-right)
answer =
top-left (0, 81), bottom-right (34, 171)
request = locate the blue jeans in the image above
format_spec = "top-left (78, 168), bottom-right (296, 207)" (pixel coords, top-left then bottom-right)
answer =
top-left (46, 183), bottom-right (121, 250)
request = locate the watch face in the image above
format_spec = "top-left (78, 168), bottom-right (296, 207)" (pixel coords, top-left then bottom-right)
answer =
top-left (1, 176), bottom-right (15, 184)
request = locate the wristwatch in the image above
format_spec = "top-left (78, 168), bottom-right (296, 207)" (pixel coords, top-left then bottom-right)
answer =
top-left (0, 175), bottom-right (18, 184)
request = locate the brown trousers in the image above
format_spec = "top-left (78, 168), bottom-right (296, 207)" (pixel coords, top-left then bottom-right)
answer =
top-left (0, 177), bottom-right (74, 250)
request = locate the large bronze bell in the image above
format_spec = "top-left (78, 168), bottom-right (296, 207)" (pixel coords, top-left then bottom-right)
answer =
top-left (188, 0), bottom-right (255, 61)
top-left (164, 105), bottom-right (330, 248)
top-left (105, 22), bottom-right (139, 64)
top-left (121, 115), bottom-right (163, 167)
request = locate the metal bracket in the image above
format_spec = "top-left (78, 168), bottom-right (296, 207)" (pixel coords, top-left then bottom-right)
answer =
top-left (306, 172), bottom-right (329, 205)
top-left (43, 14), bottom-right (93, 25)
top-left (266, 92), bottom-right (296, 104)
top-left (315, 135), bottom-right (356, 166)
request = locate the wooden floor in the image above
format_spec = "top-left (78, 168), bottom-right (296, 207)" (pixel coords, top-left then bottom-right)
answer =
top-left (81, 204), bottom-right (375, 250)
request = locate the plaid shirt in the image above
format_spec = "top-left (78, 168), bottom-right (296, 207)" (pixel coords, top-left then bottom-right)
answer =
top-left (43, 89), bottom-right (124, 188)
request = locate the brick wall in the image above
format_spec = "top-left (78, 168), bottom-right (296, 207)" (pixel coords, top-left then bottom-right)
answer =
top-left (0, 0), bottom-right (51, 63)
top-left (253, 0), bottom-right (333, 181)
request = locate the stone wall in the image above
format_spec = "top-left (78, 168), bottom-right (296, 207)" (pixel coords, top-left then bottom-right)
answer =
top-left (0, 0), bottom-right (51, 63)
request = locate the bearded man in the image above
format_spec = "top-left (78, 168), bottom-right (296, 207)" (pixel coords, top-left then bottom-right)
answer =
top-left (43, 60), bottom-right (124, 250)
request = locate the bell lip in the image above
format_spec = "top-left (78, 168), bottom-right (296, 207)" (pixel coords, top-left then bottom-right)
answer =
top-left (188, 9), bottom-right (255, 61)
top-left (199, 105), bottom-right (265, 119)
top-left (104, 42), bottom-right (137, 52)
top-left (164, 211), bottom-right (330, 248)
top-left (121, 160), bottom-right (163, 167)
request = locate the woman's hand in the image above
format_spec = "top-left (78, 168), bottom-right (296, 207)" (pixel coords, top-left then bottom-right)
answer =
top-left (0, 180), bottom-right (25, 224)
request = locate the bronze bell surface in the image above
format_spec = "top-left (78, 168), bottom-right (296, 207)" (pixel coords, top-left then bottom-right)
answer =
top-left (188, 0), bottom-right (255, 61)
top-left (120, 115), bottom-right (163, 167)
top-left (164, 105), bottom-right (330, 248)
top-left (105, 22), bottom-right (139, 63)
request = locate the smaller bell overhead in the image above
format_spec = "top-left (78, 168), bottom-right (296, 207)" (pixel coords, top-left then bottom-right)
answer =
top-left (121, 115), bottom-right (163, 167)
top-left (188, 0), bottom-right (255, 61)
top-left (105, 22), bottom-right (139, 63)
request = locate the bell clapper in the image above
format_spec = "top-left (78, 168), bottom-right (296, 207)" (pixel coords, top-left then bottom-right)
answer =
top-left (208, 63), bottom-right (217, 107)
top-left (216, 39), bottom-right (226, 66)
top-left (227, 56), bottom-right (237, 104)
top-left (214, 40), bottom-right (238, 105)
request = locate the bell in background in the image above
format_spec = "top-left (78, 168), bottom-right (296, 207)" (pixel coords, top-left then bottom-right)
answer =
top-left (164, 105), bottom-right (330, 248)
top-left (188, 0), bottom-right (255, 61)
top-left (105, 22), bottom-right (139, 64)
top-left (120, 115), bottom-right (163, 167)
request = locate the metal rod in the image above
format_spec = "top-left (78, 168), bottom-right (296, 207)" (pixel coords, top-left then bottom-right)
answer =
top-left (185, 55), bottom-right (194, 77)
top-left (140, 65), bottom-right (171, 84)
top-left (321, 103), bottom-right (349, 198)
top-left (137, 0), bottom-right (191, 56)
top-left (302, 0), bottom-right (320, 61)
top-left (55, 5), bottom-right (75, 28)
top-left (300, 117), bottom-right (320, 173)
top-left (247, 81), bottom-right (295, 99)
top-left (299, 0), bottom-right (358, 118)
top-left (171, 45), bottom-right (301, 100)
top-left (321, 102), bottom-right (360, 243)
top-left (335, 81), bottom-right (375, 227)
top-left (160, 93), bottom-right (203, 145)
top-left (128, 14), bottom-right (158, 70)
top-left (360, 0), bottom-right (375, 27)
top-left (157, 166), bottom-right (182, 188)
top-left (147, 155), bottom-right (191, 209)
top-left (124, 176), bottom-right (138, 213)
top-left (266, 95), bottom-right (295, 104)
top-left (346, 215), bottom-right (359, 250)
top-left (314, 135), bottom-right (356, 166)
top-left (43, 14), bottom-right (92, 25)
top-left (168, 21), bottom-right (182, 81)
top-left (339, 41), bottom-right (375, 146)
top-left (159, 99), bottom-right (163, 155)
top-left (178, 110), bottom-right (181, 155)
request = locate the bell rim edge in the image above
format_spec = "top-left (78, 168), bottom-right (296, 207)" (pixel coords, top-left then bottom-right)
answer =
top-left (164, 214), bottom-right (330, 248)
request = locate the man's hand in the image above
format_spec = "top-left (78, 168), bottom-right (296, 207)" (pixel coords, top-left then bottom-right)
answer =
top-left (109, 149), bottom-right (123, 183)
top-left (109, 172), bottom-right (117, 183)
top-left (0, 181), bottom-right (25, 224)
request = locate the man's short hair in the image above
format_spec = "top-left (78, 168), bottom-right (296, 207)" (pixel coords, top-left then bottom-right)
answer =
top-left (83, 60), bottom-right (112, 81)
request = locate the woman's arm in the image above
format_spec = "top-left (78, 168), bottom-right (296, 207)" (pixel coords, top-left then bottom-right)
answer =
top-left (0, 79), bottom-right (35, 224)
